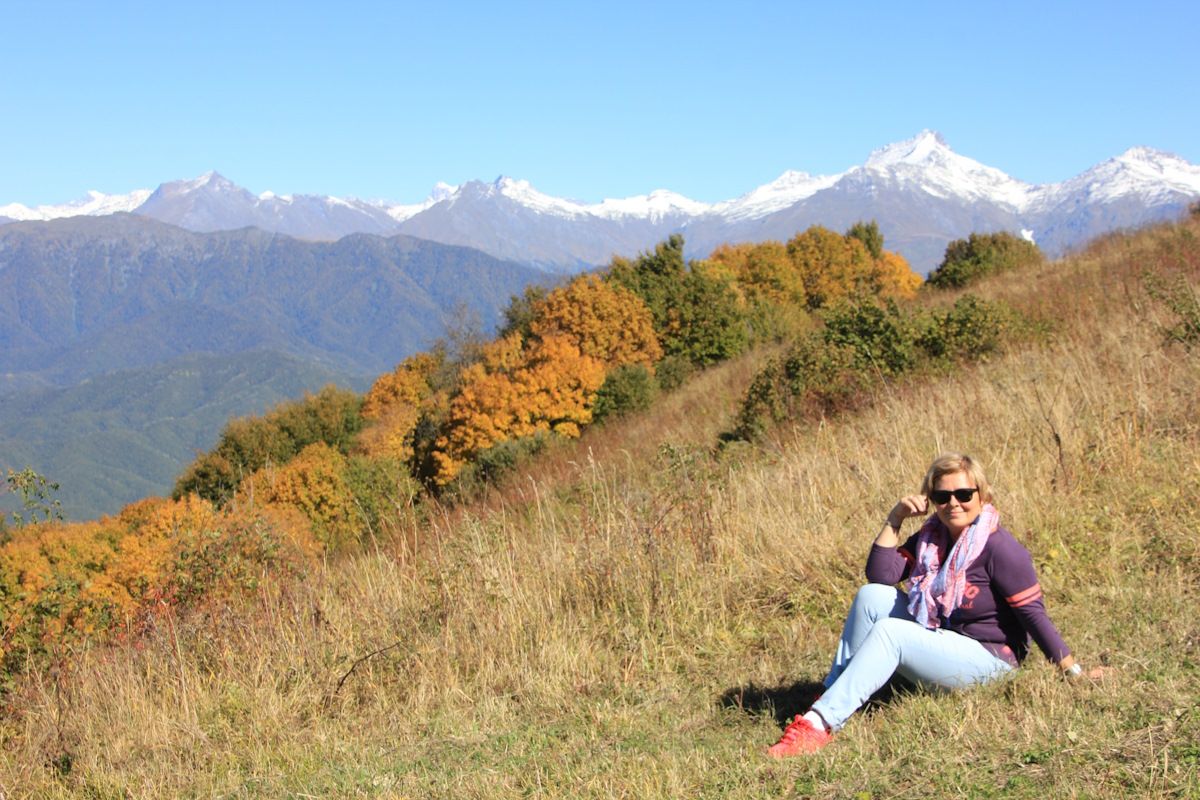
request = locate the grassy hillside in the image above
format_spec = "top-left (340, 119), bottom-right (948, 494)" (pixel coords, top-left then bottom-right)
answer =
top-left (1, 219), bottom-right (1198, 797)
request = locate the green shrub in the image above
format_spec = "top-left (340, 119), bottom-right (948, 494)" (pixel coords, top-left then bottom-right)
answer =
top-left (915, 295), bottom-right (1015, 360)
top-left (606, 235), bottom-right (749, 366)
top-left (471, 433), bottom-right (552, 486)
top-left (927, 232), bottom-right (1044, 289)
top-left (342, 455), bottom-right (421, 539)
top-left (846, 219), bottom-right (884, 259)
top-left (653, 355), bottom-right (695, 392)
top-left (1144, 271), bottom-right (1200, 347)
top-left (732, 336), bottom-right (869, 441)
top-left (821, 301), bottom-right (917, 377)
top-left (592, 364), bottom-right (658, 423)
top-left (730, 295), bottom-right (1021, 441)
top-left (743, 299), bottom-right (812, 344)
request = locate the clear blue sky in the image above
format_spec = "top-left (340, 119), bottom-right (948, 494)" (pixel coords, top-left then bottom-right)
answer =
top-left (4, 0), bottom-right (1197, 206)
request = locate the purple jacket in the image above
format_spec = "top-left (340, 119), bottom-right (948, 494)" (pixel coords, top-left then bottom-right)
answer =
top-left (866, 526), bottom-right (1070, 666)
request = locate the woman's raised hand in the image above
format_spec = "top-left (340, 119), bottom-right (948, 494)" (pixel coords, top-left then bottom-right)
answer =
top-left (886, 495), bottom-right (930, 528)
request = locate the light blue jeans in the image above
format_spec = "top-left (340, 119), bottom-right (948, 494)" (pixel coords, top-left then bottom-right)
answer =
top-left (810, 583), bottom-right (1013, 731)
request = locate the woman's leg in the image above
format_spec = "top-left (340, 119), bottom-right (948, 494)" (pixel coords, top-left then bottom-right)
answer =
top-left (824, 583), bottom-right (912, 688)
top-left (812, 618), bottom-right (1012, 731)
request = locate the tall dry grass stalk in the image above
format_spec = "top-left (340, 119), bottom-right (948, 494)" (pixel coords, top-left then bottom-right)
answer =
top-left (2, 220), bottom-right (1198, 798)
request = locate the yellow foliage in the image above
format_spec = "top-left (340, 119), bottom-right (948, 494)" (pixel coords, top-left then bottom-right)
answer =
top-left (782, 226), bottom-right (924, 308)
top-left (358, 402), bottom-right (422, 461)
top-left (0, 490), bottom-right (321, 664)
top-left (238, 442), bottom-right (358, 550)
top-left (786, 226), bottom-right (877, 308)
top-left (708, 240), bottom-right (804, 308)
top-left (529, 275), bottom-right (662, 369)
top-left (360, 353), bottom-right (444, 463)
top-left (361, 353), bottom-right (439, 420)
top-left (105, 495), bottom-right (220, 605)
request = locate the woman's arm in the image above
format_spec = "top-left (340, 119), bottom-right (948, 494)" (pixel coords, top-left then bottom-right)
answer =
top-left (876, 494), bottom-right (930, 547)
top-left (865, 495), bottom-right (928, 584)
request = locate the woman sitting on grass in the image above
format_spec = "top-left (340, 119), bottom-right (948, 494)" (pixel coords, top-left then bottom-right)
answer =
top-left (768, 452), bottom-right (1095, 757)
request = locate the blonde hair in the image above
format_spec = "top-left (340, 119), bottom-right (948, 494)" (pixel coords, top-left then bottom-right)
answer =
top-left (919, 453), bottom-right (993, 504)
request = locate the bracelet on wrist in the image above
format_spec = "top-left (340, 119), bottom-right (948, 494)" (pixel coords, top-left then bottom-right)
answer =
top-left (1064, 662), bottom-right (1083, 678)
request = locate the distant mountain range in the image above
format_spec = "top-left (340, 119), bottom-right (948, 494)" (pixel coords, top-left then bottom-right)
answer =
top-left (0, 215), bottom-right (545, 394)
top-left (4, 131), bottom-right (1199, 273)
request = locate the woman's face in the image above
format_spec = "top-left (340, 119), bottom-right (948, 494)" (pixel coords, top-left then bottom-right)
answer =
top-left (931, 470), bottom-right (982, 537)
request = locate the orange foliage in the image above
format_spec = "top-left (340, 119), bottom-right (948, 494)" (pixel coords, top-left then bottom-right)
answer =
top-left (0, 492), bottom-right (319, 663)
top-left (432, 332), bottom-right (607, 483)
top-left (361, 352), bottom-right (439, 420)
top-left (873, 250), bottom-right (923, 300)
top-left (360, 353), bottom-right (445, 463)
top-left (785, 226), bottom-right (923, 308)
top-left (786, 226), bottom-right (877, 308)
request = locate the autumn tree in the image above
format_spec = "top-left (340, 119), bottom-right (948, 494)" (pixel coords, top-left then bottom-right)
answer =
top-left (431, 333), bottom-right (606, 484)
top-left (874, 250), bottom-right (923, 301)
top-left (428, 274), bottom-right (664, 483)
top-left (786, 226), bottom-right (878, 309)
top-left (707, 241), bottom-right (802, 308)
top-left (528, 274), bottom-right (663, 369)
top-left (785, 225), bottom-right (923, 308)
top-left (498, 284), bottom-right (552, 340)
top-left (358, 352), bottom-right (442, 463)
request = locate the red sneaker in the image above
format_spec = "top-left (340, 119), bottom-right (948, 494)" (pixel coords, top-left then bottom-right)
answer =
top-left (766, 715), bottom-right (831, 758)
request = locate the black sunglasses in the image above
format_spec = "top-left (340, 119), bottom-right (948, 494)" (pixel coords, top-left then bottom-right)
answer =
top-left (929, 487), bottom-right (979, 504)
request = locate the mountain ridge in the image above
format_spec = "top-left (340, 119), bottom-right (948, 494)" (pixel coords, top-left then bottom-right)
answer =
top-left (5, 131), bottom-right (1198, 273)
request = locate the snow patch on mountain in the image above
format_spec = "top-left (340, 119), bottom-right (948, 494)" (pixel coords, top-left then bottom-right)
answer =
top-left (382, 182), bottom-right (458, 222)
top-left (0, 188), bottom-right (152, 221)
top-left (399, 176), bottom-right (714, 223)
top-left (495, 177), bottom-right (591, 218)
top-left (591, 189), bottom-right (711, 221)
top-left (711, 170), bottom-right (840, 221)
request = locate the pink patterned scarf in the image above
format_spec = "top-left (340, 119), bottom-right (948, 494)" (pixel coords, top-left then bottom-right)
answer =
top-left (906, 503), bottom-right (1000, 629)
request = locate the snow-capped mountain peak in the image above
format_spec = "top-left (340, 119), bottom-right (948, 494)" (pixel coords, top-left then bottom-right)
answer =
top-left (494, 176), bottom-right (590, 218)
top-left (382, 182), bottom-right (460, 222)
top-left (422, 175), bottom-right (713, 222)
top-left (860, 130), bottom-right (1032, 208)
top-left (161, 171), bottom-right (244, 196)
top-left (1034, 145), bottom-right (1200, 207)
top-left (3, 133), bottom-right (1197, 275)
top-left (864, 129), bottom-right (950, 168)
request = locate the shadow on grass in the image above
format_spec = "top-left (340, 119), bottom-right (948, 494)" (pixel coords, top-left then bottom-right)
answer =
top-left (719, 679), bottom-right (904, 728)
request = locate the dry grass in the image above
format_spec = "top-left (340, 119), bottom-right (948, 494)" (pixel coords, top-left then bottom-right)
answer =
top-left (2, 219), bottom-right (1199, 798)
